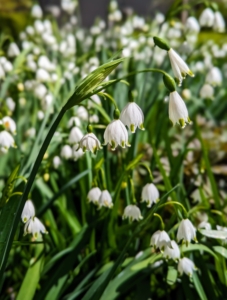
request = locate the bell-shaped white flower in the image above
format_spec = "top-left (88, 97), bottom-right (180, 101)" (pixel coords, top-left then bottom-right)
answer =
top-left (6, 97), bottom-right (16, 112)
top-left (141, 183), bottom-right (159, 208)
top-left (24, 217), bottom-right (47, 239)
top-left (104, 111), bottom-right (130, 150)
top-left (199, 83), bottom-right (214, 99)
top-left (213, 12), bottom-right (225, 32)
top-left (0, 130), bottom-right (15, 153)
top-left (31, 4), bottom-right (43, 18)
top-left (205, 66), bottom-right (222, 86)
top-left (185, 16), bottom-right (200, 33)
top-left (7, 42), bottom-right (20, 57)
top-left (123, 205), bottom-right (143, 221)
top-left (68, 127), bottom-right (83, 144)
top-left (53, 156), bottom-right (62, 169)
top-left (72, 146), bottom-right (84, 161)
top-left (178, 257), bottom-right (196, 276)
top-left (2, 117), bottom-right (16, 134)
top-left (60, 145), bottom-right (72, 159)
top-left (163, 240), bottom-right (180, 261)
top-left (169, 91), bottom-right (190, 128)
top-left (87, 187), bottom-right (102, 205)
top-left (98, 190), bottom-right (113, 208)
top-left (36, 68), bottom-right (51, 82)
top-left (79, 132), bottom-right (102, 154)
top-left (120, 102), bottom-right (145, 133)
top-left (67, 116), bottom-right (81, 128)
top-left (177, 218), bottom-right (197, 245)
top-left (199, 8), bottom-right (214, 27)
top-left (21, 200), bottom-right (35, 223)
top-left (150, 230), bottom-right (171, 250)
top-left (168, 48), bottom-right (194, 86)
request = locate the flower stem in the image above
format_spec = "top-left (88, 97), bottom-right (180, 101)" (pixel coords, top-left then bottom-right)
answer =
top-left (138, 162), bottom-right (153, 181)
top-left (158, 201), bottom-right (188, 218)
top-left (153, 213), bottom-right (165, 230)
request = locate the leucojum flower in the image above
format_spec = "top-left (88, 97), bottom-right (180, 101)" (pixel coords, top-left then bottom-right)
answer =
top-left (150, 230), bottom-right (171, 251)
top-left (123, 205), bottom-right (143, 221)
top-left (141, 183), bottom-right (159, 207)
top-left (178, 257), bottom-right (196, 277)
top-left (87, 187), bottom-right (102, 205)
top-left (79, 125), bottom-right (102, 154)
top-left (153, 36), bottom-right (194, 86)
top-left (104, 109), bottom-right (130, 150)
top-left (98, 190), bottom-right (113, 208)
top-left (120, 101), bottom-right (144, 133)
top-left (21, 200), bottom-right (35, 223)
top-left (177, 218), bottom-right (197, 245)
top-left (163, 240), bottom-right (180, 261)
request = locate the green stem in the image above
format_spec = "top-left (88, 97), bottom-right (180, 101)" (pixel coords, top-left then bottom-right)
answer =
top-left (158, 201), bottom-right (188, 218)
top-left (153, 213), bottom-right (165, 230)
top-left (138, 162), bottom-right (153, 181)
top-left (129, 177), bottom-right (137, 204)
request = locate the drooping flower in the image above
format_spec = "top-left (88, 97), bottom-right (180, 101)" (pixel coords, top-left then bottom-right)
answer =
top-left (150, 230), bottom-right (171, 250)
top-left (177, 218), bottom-right (197, 245)
top-left (31, 4), bottom-right (43, 18)
top-left (68, 127), bottom-right (83, 144)
top-left (168, 48), bottom-right (194, 86)
top-left (98, 190), bottom-right (113, 208)
top-left (60, 145), bottom-right (73, 159)
top-left (141, 183), bottom-right (159, 208)
top-left (169, 91), bottom-right (190, 128)
top-left (2, 117), bottom-right (16, 134)
top-left (21, 200), bottom-right (35, 223)
top-left (213, 11), bottom-right (225, 32)
top-left (53, 156), bottom-right (62, 169)
top-left (185, 16), bottom-right (200, 33)
top-left (79, 133), bottom-right (102, 153)
top-left (199, 8), bottom-right (214, 27)
top-left (24, 217), bottom-right (47, 239)
top-left (178, 257), bottom-right (196, 276)
top-left (120, 102), bottom-right (145, 133)
top-left (205, 67), bottom-right (222, 86)
top-left (163, 240), bottom-right (180, 261)
top-left (72, 146), bottom-right (84, 161)
top-left (0, 130), bottom-right (15, 153)
top-left (104, 118), bottom-right (130, 150)
top-left (87, 187), bottom-right (102, 205)
top-left (122, 205), bottom-right (143, 221)
top-left (7, 42), bottom-right (20, 57)
top-left (199, 83), bottom-right (214, 99)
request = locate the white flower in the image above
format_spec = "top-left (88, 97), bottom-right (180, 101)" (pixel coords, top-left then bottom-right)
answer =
top-left (98, 190), bottom-right (113, 208)
top-left (169, 91), bottom-right (190, 128)
top-left (21, 200), bottom-right (35, 223)
top-left (87, 187), bottom-right (102, 205)
top-left (199, 83), bottom-right (214, 99)
top-left (177, 218), bottom-right (197, 245)
top-left (6, 97), bottom-right (15, 112)
top-left (150, 230), bottom-right (171, 250)
top-left (198, 221), bottom-right (211, 230)
top-left (141, 183), bottom-right (159, 208)
top-left (213, 12), bottom-right (225, 32)
top-left (34, 20), bottom-right (45, 34)
top-left (36, 68), bottom-right (51, 82)
top-left (75, 106), bottom-right (88, 120)
top-left (0, 130), bottom-right (15, 153)
top-left (199, 8), bottom-right (214, 27)
top-left (67, 116), bottom-right (81, 128)
top-left (0, 65), bottom-right (5, 79)
top-left (120, 102), bottom-right (145, 133)
top-left (68, 127), bottom-right (83, 144)
top-left (72, 146), bottom-right (84, 161)
top-left (104, 119), bottom-right (130, 150)
top-left (24, 217), bottom-right (47, 239)
top-left (123, 205), bottom-right (143, 221)
top-left (37, 110), bottom-right (45, 120)
top-left (61, 145), bottom-right (72, 159)
top-left (53, 156), bottom-right (62, 169)
top-left (178, 257), bottom-right (196, 276)
top-left (185, 16), bottom-right (200, 33)
top-left (205, 67), bottom-right (222, 86)
top-left (2, 117), bottom-right (16, 134)
top-left (168, 48), bottom-right (194, 86)
top-left (31, 4), bottom-right (43, 18)
top-left (79, 133), bottom-right (101, 153)
top-left (7, 42), bottom-right (20, 57)
top-left (163, 240), bottom-right (180, 260)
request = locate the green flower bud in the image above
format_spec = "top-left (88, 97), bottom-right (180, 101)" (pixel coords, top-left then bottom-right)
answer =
top-left (114, 108), bottom-right (120, 119)
top-left (163, 74), bottom-right (176, 92)
top-left (87, 124), bottom-right (93, 133)
top-left (153, 36), bottom-right (170, 51)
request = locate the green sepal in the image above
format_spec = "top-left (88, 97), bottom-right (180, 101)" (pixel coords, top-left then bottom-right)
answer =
top-left (163, 74), bottom-right (176, 93)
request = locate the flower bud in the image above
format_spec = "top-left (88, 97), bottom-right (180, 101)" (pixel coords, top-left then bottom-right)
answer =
top-left (153, 36), bottom-right (170, 51)
top-left (163, 74), bottom-right (176, 92)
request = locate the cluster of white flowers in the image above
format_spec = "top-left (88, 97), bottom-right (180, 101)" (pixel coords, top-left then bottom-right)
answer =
top-left (87, 187), bottom-right (113, 209)
top-left (21, 200), bottom-right (47, 239)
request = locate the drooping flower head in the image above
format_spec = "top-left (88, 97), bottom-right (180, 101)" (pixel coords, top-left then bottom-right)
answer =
top-left (141, 183), bottom-right (159, 207)
top-left (21, 200), bottom-right (35, 223)
top-left (120, 102), bottom-right (144, 133)
top-left (150, 230), bottom-right (171, 251)
top-left (87, 187), bottom-right (102, 205)
top-left (169, 91), bottom-right (191, 128)
top-left (98, 190), bottom-right (113, 208)
top-left (163, 240), bottom-right (180, 261)
top-left (24, 217), bottom-right (47, 239)
top-left (123, 205), bottom-right (143, 221)
top-left (79, 125), bottom-right (102, 154)
top-left (178, 257), bottom-right (196, 276)
top-left (177, 218), bottom-right (197, 245)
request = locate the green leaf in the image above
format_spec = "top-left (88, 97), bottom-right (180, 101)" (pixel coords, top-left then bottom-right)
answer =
top-left (167, 267), bottom-right (177, 285)
top-left (181, 243), bottom-right (218, 259)
top-left (193, 272), bottom-right (208, 300)
top-left (131, 253), bottom-right (162, 271)
top-left (17, 244), bottom-right (44, 300)
top-left (199, 229), bottom-right (227, 240)
top-left (213, 246), bottom-right (227, 259)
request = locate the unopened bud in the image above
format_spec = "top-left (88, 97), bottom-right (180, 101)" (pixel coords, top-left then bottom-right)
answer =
top-left (153, 36), bottom-right (170, 51)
